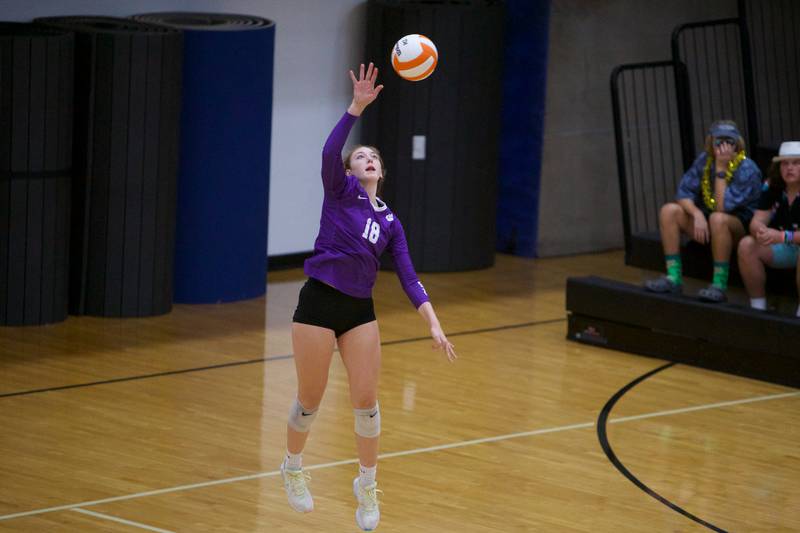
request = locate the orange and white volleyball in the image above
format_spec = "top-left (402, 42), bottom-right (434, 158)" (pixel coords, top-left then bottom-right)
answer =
top-left (391, 34), bottom-right (438, 81)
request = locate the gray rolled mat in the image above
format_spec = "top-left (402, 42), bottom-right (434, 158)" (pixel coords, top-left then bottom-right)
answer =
top-left (36, 16), bottom-right (183, 317)
top-left (0, 23), bottom-right (74, 326)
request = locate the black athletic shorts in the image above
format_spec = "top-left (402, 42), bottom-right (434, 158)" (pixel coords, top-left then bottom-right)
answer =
top-left (292, 277), bottom-right (376, 337)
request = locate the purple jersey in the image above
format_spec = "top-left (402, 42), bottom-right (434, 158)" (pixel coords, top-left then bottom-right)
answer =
top-left (303, 112), bottom-right (430, 309)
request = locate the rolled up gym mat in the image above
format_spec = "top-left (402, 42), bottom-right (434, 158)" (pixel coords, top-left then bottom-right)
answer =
top-left (0, 23), bottom-right (73, 326)
top-left (35, 16), bottom-right (182, 317)
top-left (132, 12), bottom-right (274, 304)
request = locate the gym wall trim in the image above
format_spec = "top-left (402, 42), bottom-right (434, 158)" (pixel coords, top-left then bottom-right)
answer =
top-left (0, 23), bottom-right (73, 326)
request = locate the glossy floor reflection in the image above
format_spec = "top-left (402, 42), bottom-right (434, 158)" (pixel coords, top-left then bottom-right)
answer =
top-left (0, 252), bottom-right (797, 532)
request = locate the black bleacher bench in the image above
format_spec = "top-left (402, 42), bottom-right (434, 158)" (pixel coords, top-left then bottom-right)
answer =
top-left (566, 276), bottom-right (800, 388)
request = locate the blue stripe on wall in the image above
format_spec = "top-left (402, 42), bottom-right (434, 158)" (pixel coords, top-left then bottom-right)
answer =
top-left (496, 0), bottom-right (550, 257)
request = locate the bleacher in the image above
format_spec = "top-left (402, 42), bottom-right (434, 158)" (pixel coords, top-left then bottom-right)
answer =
top-left (569, 0), bottom-right (800, 386)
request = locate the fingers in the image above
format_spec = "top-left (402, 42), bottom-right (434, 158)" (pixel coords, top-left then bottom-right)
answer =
top-left (446, 343), bottom-right (457, 362)
top-left (374, 84), bottom-right (384, 96)
top-left (431, 334), bottom-right (457, 362)
top-left (696, 227), bottom-right (708, 244)
top-left (354, 63), bottom-right (379, 82)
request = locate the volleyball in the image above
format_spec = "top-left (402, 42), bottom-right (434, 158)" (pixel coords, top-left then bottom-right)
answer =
top-left (391, 34), bottom-right (438, 81)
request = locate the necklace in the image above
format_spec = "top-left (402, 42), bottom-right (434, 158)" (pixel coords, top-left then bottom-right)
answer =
top-left (701, 151), bottom-right (746, 210)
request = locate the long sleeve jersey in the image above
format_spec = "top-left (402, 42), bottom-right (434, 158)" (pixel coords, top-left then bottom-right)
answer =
top-left (303, 112), bottom-right (430, 309)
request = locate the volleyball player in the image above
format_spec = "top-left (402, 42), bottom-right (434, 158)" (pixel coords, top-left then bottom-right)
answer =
top-left (280, 63), bottom-right (457, 531)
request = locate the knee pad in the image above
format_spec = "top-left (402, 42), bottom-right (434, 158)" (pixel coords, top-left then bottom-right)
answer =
top-left (288, 398), bottom-right (318, 433)
top-left (354, 403), bottom-right (380, 438)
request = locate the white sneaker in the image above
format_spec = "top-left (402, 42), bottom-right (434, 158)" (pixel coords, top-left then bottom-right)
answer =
top-left (353, 477), bottom-right (382, 531)
top-left (280, 462), bottom-right (313, 513)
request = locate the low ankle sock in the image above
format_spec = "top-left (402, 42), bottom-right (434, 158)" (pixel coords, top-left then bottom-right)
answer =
top-left (750, 297), bottom-right (767, 310)
top-left (285, 450), bottom-right (303, 471)
top-left (665, 254), bottom-right (682, 285)
top-left (711, 261), bottom-right (729, 290)
top-left (359, 464), bottom-right (377, 487)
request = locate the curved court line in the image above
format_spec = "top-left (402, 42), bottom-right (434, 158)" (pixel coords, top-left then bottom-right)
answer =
top-left (0, 318), bottom-right (565, 399)
top-left (596, 361), bottom-right (727, 532)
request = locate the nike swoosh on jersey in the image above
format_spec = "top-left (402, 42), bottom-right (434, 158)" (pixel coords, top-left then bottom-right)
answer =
top-left (358, 195), bottom-right (368, 200)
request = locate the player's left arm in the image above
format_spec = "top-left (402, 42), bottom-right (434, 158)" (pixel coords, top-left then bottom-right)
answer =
top-left (388, 219), bottom-right (456, 362)
top-left (417, 302), bottom-right (457, 362)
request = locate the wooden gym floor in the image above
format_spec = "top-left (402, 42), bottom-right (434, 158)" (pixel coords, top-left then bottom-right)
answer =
top-left (0, 251), bottom-right (797, 532)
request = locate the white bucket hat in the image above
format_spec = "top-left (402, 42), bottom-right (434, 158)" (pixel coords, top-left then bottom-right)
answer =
top-left (773, 141), bottom-right (800, 161)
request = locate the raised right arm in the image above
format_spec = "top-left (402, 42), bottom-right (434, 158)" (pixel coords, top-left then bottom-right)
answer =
top-left (321, 112), bottom-right (358, 196)
top-left (320, 63), bottom-right (383, 196)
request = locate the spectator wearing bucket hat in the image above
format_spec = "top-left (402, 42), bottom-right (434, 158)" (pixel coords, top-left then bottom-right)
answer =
top-left (644, 120), bottom-right (762, 302)
top-left (738, 141), bottom-right (800, 316)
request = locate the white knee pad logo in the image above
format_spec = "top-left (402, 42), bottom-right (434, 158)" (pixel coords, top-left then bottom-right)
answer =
top-left (354, 403), bottom-right (381, 438)
top-left (288, 398), bottom-right (318, 433)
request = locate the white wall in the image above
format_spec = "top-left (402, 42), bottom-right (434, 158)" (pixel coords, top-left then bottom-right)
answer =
top-left (1, 0), bottom-right (367, 256)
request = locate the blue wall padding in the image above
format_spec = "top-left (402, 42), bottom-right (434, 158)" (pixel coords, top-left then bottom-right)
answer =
top-left (496, 0), bottom-right (550, 257)
top-left (135, 13), bottom-right (274, 303)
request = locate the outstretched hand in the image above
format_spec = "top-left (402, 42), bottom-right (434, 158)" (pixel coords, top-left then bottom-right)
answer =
top-left (431, 325), bottom-right (457, 362)
top-left (348, 62), bottom-right (383, 116)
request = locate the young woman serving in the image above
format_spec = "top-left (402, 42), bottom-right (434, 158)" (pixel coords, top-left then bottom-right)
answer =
top-left (280, 63), bottom-right (457, 531)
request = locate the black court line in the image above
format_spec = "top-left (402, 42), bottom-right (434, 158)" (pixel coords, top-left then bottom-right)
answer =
top-left (382, 317), bottom-right (566, 346)
top-left (0, 355), bottom-right (296, 399)
top-left (0, 317), bottom-right (566, 399)
top-left (597, 362), bottom-right (728, 533)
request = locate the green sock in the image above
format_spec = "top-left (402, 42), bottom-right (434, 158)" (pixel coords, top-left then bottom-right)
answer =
top-left (712, 261), bottom-right (729, 290)
top-left (665, 254), bottom-right (682, 285)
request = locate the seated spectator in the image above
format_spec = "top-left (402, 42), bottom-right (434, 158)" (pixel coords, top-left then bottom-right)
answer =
top-left (737, 141), bottom-right (800, 316)
top-left (644, 120), bottom-right (762, 302)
